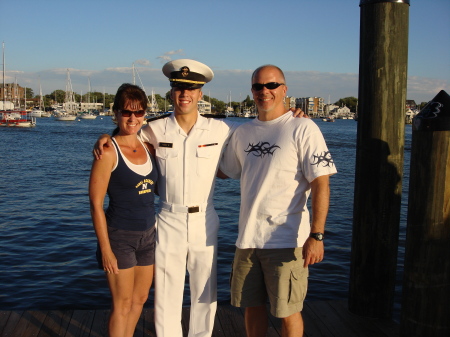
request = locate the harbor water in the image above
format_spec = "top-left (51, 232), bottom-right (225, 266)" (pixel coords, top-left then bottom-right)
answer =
top-left (0, 116), bottom-right (411, 320)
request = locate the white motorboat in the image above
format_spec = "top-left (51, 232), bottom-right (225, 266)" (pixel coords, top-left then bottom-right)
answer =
top-left (79, 112), bottom-right (97, 119)
top-left (29, 109), bottom-right (43, 117)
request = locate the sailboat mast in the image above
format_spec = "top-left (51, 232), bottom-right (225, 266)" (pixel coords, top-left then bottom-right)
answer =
top-left (2, 42), bottom-right (5, 110)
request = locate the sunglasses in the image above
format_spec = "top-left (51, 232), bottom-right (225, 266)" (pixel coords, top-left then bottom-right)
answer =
top-left (119, 109), bottom-right (146, 117)
top-left (251, 82), bottom-right (285, 91)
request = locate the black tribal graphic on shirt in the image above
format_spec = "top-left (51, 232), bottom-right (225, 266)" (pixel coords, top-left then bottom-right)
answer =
top-left (244, 142), bottom-right (280, 157)
top-left (311, 151), bottom-right (334, 167)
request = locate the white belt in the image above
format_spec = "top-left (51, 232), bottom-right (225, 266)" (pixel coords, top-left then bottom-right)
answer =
top-left (161, 201), bottom-right (208, 214)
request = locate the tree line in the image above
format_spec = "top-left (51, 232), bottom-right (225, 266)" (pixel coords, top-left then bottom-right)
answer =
top-left (27, 87), bottom-right (427, 114)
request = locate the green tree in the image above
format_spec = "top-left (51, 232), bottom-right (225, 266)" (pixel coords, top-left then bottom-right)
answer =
top-left (212, 99), bottom-right (226, 113)
top-left (243, 95), bottom-right (254, 108)
top-left (46, 90), bottom-right (65, 105)
top-left (165, 90), bottom-right (173, 106)
top-left (26, 88), bottom-right (34, 99)
top-left (418, 102), bottom-right (428, 110)
top-left (334, 96), bottom-right (358, 112)
top-left (105, 93), bottom-right (115, 111)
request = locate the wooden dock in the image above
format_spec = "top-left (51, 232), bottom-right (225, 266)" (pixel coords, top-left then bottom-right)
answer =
top-left (0, 300), bottom-right (399, 336)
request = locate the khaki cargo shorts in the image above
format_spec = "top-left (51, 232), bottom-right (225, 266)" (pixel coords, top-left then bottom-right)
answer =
top-left (230, 247), bottom-right (308, 318)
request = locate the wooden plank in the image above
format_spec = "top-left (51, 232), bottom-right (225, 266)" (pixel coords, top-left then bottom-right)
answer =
top-left (215, 305), bottom-right (246, 337)
top-left (0, 311), bottom-right (12, 335)
top-left (328, 301), bottom-right (399, 337)
top-left (65, 310), bottom-right (94, 337)
top-left (90, 310), bottom-right (109, 337)
top-left (212, 308), bottom-right (227, 337)
top-left (0, 311), bottom-right (23, 336)
top-left (37, 310), bottom-right (73, 337)
top-left (141, 308), bottom-right (156, 337)
top-left (303, 302), bottom-right (336, 337)
top-left (20, 311), bottom-right (48, 337)
top-left (307, 301), bottom-right (361, 337)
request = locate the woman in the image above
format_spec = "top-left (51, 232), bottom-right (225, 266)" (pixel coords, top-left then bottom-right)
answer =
top-left (89, 83), bottom-right (157, 337)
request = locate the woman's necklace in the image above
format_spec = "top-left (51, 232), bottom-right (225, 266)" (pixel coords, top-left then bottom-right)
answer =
top-left (118, 136), bottom-right (139, 153)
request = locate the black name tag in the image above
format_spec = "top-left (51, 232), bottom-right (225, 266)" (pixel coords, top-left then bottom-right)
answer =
top-left (159, 142), bottom-right (173, 148)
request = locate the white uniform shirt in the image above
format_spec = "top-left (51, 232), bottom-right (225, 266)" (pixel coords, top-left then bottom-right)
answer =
top-left (220, 112), bottom-right (337, 249)
top-left (140, 113), bottom-right (237, 208)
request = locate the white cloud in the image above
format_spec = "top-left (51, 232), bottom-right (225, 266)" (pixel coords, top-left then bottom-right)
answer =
top-left (156, 49), bottom-right (184, 63)
top-left (134, 59), bottom-right (151, 66)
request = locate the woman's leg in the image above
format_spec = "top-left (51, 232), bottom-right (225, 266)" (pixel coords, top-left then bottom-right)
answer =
top-left (107, 268), bottom-right (135, 337)
top-left (107, 265), bottom-right (153, 337)
top-left (124, 265), bottom-right (154, 337)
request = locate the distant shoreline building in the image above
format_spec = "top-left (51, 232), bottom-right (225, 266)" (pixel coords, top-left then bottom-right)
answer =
top-left (197, 99), bottom-right (212, 114)
top-left (295, 96), bottom-right (324, 118)
top-left (1, 83), bottom-right (26, 108)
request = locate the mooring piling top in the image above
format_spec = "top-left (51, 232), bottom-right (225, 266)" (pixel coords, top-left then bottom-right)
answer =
top-left (360, 0), bottom-right (410, 5)
top-left (413, 90), bottom-right (450, 132)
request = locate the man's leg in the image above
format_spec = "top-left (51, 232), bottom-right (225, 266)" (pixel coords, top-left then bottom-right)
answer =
top-left (187, 242), bottom-right (217, 337)
top-left (186, 211), bottom-right (219, 337)
top-left (259, 248), bottom-right (307, 337)
top-left (245, 305), bottom-right (268, 337)
top-left (281, 312), bottom-right (304, 337)
top-left (154, 211), bottom-right (188, 337)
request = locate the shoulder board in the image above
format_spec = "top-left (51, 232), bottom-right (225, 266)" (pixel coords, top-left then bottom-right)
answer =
top-left (200, 114), bottom-right (227, 119)
top-left (146, 113), bottom-right (172, 123)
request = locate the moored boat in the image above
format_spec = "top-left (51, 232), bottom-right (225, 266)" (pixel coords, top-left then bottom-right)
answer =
top-left (54, 110), bottom-right (77, 121)
top-left (54, 70), bottom-right (78, 121)
top-left (29, 109), bottom-right (43, 117)
top-left (0, 44), bottom-right (36, 128)
top-left (0, 110), bottom-right (36, 127)
top-left (79, 112), bottom-right (97, 119)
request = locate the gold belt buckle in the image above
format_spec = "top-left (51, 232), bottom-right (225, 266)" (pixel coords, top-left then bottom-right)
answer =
top-left (188, 206), bottom-right (200, 213)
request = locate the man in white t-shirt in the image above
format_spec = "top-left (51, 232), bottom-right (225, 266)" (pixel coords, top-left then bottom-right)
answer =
top-left (220, 65), bottom-right (337, 337)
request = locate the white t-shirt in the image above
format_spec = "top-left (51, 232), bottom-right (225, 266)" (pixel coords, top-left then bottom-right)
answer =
top-left (220, 112), bottom-right (337, 249)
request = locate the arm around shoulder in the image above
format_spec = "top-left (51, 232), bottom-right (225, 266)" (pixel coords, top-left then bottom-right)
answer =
top-left (93, 134), bottom-right (113, 160)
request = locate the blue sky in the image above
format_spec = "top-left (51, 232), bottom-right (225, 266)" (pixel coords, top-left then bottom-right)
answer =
top-left (1, 0), bottom-right (449, 104)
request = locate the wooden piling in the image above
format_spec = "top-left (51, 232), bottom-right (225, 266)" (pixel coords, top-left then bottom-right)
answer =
top-left (349, 0), bottom-right (409, 318)
top-left (401, 90), bottom-right (450, 337)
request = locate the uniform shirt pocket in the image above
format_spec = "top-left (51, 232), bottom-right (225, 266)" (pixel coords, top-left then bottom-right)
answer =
top-left (155, 147), bottom-right (179, 178)
top-left (196, 146), bottom-right (213, 176)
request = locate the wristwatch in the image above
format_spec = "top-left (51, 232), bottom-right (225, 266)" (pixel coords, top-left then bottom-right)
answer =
top-left (310, 232), bottom-right (324, 241)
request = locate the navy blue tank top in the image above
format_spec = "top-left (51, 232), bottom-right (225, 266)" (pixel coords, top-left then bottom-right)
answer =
top-left (105, 138), bottom-right (158, 231)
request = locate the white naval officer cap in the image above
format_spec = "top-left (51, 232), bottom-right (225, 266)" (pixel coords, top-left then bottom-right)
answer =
top-left (162, 59), bottom-right (214, 89)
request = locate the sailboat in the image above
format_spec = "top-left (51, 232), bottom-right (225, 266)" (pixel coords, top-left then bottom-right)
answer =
top-left (29, 80), bottom-right (46, 117)
top-left (132, 63), bottom-right (154, 118)
top-left (54, 69), bottom-right (77, 121)
top-left (79, 77), bottom-right (97, 119)
top-left (0, 42), bottom-right (36, 127)
top-left (147, 89), bottom-right (160, 117)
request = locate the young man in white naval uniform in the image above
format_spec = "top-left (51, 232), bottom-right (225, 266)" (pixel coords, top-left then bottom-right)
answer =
top-left (141, 59), bottom-right (238, 337)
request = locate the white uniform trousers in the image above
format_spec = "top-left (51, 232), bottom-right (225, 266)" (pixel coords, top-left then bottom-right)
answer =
top-left (155, 207), bottom-right (219, 337)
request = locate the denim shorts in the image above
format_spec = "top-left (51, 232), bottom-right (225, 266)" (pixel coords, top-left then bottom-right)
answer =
top-left (96, 225), bottom-right (156, 270)
top-left (230, 247), bottom-right (308, 318)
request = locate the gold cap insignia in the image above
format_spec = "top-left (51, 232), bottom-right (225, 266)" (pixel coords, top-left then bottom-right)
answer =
top-left (180, 66), bottom-right (190, 77)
